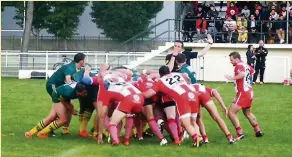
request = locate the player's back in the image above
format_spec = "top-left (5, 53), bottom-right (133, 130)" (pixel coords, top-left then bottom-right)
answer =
top-left (135, 75), bottom-right (155, 92)
top-left (158, 72), bottom-right (195, 99)
top-left (234, 62), bottom-right (253, 93)
top-left (104, 73), bottom-right (141, 101)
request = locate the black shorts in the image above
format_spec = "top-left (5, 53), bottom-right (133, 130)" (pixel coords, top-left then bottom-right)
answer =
top-left (143, 98), bottom-right (155, 106)
top-left (160, 101), bottom-right (176, 109)
top-left (78, 85), bottom-right (98, 113)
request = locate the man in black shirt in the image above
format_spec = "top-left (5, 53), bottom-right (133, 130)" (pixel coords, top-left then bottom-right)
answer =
top-left (165, 34), bottom-right (213, 72)
top-left (253, 40), bottom-right (268, 84)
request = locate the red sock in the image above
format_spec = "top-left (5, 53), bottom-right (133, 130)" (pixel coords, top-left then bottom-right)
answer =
top-left (175, 114), bottom-right (182, 136)
top-left (253, 124), bottom-right (260, 133)
top-left (109, 124), bottom-right (118, 142)
top-left (148, 119), bottom-right (164, 140)
top-left (134, 116), bottom-right (143, 138)
top-left (167, 119), bottom-right (179, 141)
top-left (191, 133), bottom-right (198, 142)
top-left (104, 116), bottom-right (110, 129)
top-left (124, 117), bottom-right (134, 139)
top-left (117, 121), bottom-right (123, 137)
top-left (202, 134), bottom-right (208, 141)
top-left (236, 127), bottom-right (243, 135)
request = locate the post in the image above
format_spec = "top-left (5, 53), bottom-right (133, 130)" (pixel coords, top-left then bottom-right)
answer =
top-left (5, 51), bottom-right (8, 67)
top-left (105, 53), bottom-right (108, 64)
top-left (45, 51), bottom-right (49, 80)
top-left (168, 20), bottom-right (170, 42)
top-left (286, 1), bottom-right (289, 44)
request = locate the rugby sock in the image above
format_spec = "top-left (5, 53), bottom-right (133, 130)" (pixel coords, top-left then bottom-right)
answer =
top-left (79, 113), bottom-right (84, 132)
top-left (80, 111), bottom-right (92, 132)
top-left (167, 119), bottom-right (179, 141)
top-left (148, 119), bottom-right (164, 140)
top-left (109, 124), bottom-right (119, 142)
top-left (39, 121), bottom-right (60, 134)
top-left (236, 127), bottom-right (243, 135)
top-left (134, 116), bottom-right (143, 138)
top-left (202, 135), bottom-right (208, 141)
top-left (191, 133), bottom-right (198, 142)
top-left (104, 116), bottom-right (110, 129)
top-left (117, 121), bottom-right (123, 137)
top-left (125, 117), bottom-right (134, 139)
top-left (253, 124), bottom-right (261, 133)
top-left (175, 114), bottom-right (182, 137)
top-left (29, 120), bottom-right (46, 135)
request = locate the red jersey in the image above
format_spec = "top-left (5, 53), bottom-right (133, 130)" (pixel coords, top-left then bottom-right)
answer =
top-left (193, 83), bottom-right (214, 97)
top-left (234, 62), bottom-right (254, 93)
top-left (134, 75), bottom-right (155, 92)
top-left (151, 73), bottom-right (196, 100)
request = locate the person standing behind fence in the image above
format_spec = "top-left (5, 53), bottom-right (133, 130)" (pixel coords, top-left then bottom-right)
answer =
top-left (253, 40), bottom-right (268, 85)
top-left (246, 45), bottom-right (256, 85)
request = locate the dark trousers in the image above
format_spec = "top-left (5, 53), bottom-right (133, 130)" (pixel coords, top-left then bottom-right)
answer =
top-left (253, 63), bottom-right (266, 82)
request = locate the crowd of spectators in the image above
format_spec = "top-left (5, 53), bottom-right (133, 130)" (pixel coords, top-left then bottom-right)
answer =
top-left (182, 1), bottom-right (292, 44)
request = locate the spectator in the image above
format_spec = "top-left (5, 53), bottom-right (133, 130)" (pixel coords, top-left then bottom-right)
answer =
top-left (279, 5), bottom-right (287, 19)
top-left (226, 2), bottom-right (239, 20)
top-left (254, 2), bottom-right (263, 14)
top-left (246, 44), bottom-right (256, 85)
top-left (241, 5), bottom-right (251, 18)
top-left (207, 16), bottom-right (217, 37)
top-left (183, 12), bottom-right (195, 42)
top-left (248, 27), bottom-right (260, 44)
top-left (270, 8), bottom-right (279, 20)
top-left (266, 16), bottom-right (276, 44)
top-left (237, 14), bottom-right (248, 29)
top-left (261, 1), bottom-right (269, 20)
top-left (206, 4), bottom-right (218, 18)
top-left (253, 40), bottom-right (268, 85)
top-left (248, 14), bottom-right (259, 31)
top-left (237, 26), bottom-right (248, 43)
top-left (254, 9), bottom-right (262, 21)
top-left (223, 16), bottom-right (237, 43)
top-left (201, 1), bottom-right (215, 12)
top-left (276, 15), bottom-right (287, 44)
top-left (289, 9), bottom-right (292, 43)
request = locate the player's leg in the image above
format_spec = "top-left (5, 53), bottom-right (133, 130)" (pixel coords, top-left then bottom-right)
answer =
top-left (143, 102), bottom-right (165, 141)
top-left (37, 102), bottom-right (69, 138)
top-left (25, 104), bottom-right (57, 138)
top-left (204, 101), bottom-right (234, 143)
top-left (164, 104), bottom-right (180, 144)
top-left (228, 102), bottom-right (243, 140)
top-left (133, 114), bottom-right (143, 139)
top-left (62, 101), bottom-right (73, 135)
top-left (180, 115), bottom-right (203, 147)
top-left (196, 113), bottom-right (208, 142)
top-left (242, 107), bottom-right (264, 137)
top-left (124, 114), bottom-right (134, 146)
top-left (108, 109), bottom-right (126, 145)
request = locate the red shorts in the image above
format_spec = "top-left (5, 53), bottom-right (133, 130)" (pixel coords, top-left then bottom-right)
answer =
top-left (189, 92), bottom-right (200, 114)
top-left (117, 94), bottom-right (144, 114)
top-left (198, 91), bottom-right (212, 107)
top-left (97, 82), bottom-right (111, 107)
top-left (174, 93), bottom-right (192, 117)
top-left (233, 89), bottom-right (254, 109)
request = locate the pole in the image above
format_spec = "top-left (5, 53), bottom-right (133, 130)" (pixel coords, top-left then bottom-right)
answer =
top-left (286, 1), bottom-right (289, 44)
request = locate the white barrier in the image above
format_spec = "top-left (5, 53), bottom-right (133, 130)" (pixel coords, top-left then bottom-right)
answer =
top-left (1, 51), bottom-right (291, 83)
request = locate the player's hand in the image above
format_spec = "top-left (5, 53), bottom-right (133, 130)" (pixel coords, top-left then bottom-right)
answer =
top-left (97, 134), bottom-right (104, 144)
top-left (224, 75), bottom-right (233, 81)
top-left (222, 106), bottom-right (228, 117)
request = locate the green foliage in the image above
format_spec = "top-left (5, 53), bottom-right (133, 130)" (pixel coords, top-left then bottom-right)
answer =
top-left (45, 2), bottom-right (88, 39)
top-left (91, 2), bottom-right (163, 41)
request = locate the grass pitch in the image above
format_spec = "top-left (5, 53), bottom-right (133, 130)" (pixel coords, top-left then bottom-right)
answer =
top-left (2, 78), bottom-right (292, 157)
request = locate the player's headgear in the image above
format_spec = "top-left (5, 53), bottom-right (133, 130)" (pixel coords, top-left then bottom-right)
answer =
top-left (74, 53), bottom-right (86, 63)
top-left (159, 65), bottom-right (170, 77)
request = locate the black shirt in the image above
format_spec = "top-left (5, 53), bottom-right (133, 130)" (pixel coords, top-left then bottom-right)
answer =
top-left (254, 47), bottom-right (268, 64)
top-left (165, 51), bottom-right (198, 72)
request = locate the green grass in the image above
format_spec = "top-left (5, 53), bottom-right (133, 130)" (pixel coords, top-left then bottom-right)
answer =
top-left (2, 78), bottom-right (292, 157)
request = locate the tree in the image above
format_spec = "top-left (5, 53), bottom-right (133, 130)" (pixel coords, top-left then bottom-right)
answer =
top-left (45, 2), bottom-right (88, 50)
top-left (13, 2), bottom-right (51, 50)
top-left (91, 2), bottom-right (163, 41)
top-left (20, 1), bottom-right (34, 69)
top-left (1, 1), bottom-right (20, 12)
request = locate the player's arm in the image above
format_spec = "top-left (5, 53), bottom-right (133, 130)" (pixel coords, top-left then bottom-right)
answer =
top-left (197, 34), bottom-right (213, 57)
top-left (64, 66), bottom-right (74, 84)
top-left (211, 89), bottom-right (227, 109)
top-left (166, 54), bottom-right (177, 72)
top-left (225, 71), bottom-right (245, 81)
top-left (143, 81), bottom-right (160, 98)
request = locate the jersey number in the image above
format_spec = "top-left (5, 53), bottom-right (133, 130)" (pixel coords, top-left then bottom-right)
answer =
top-left (166, 75), bottom-right (182, 85)
top-left (245, 68), bottom-right (250, 82)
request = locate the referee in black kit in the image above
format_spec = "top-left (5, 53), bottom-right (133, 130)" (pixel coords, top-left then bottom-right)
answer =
top-left (165, 34), bottom-right (214, 72)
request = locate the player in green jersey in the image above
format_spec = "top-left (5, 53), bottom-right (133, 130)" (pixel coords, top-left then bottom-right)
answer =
top-left (176, 53), bottom-right (197, 84)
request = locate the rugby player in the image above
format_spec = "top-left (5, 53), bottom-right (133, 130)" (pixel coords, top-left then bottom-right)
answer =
top-left (25, 82), bottom-right (88, 138)
top-left (46, 53), bottom-right (86, 135)
top-left (225, 52), bottom-right (264, 140)
top-left (143, 66), bottom-right (203, 147)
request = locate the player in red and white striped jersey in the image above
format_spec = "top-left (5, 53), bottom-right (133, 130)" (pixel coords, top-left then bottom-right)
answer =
top-left (143, 66), bottom-right (202, 147)
top-left (225, 52), bottom-right (264, 141)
